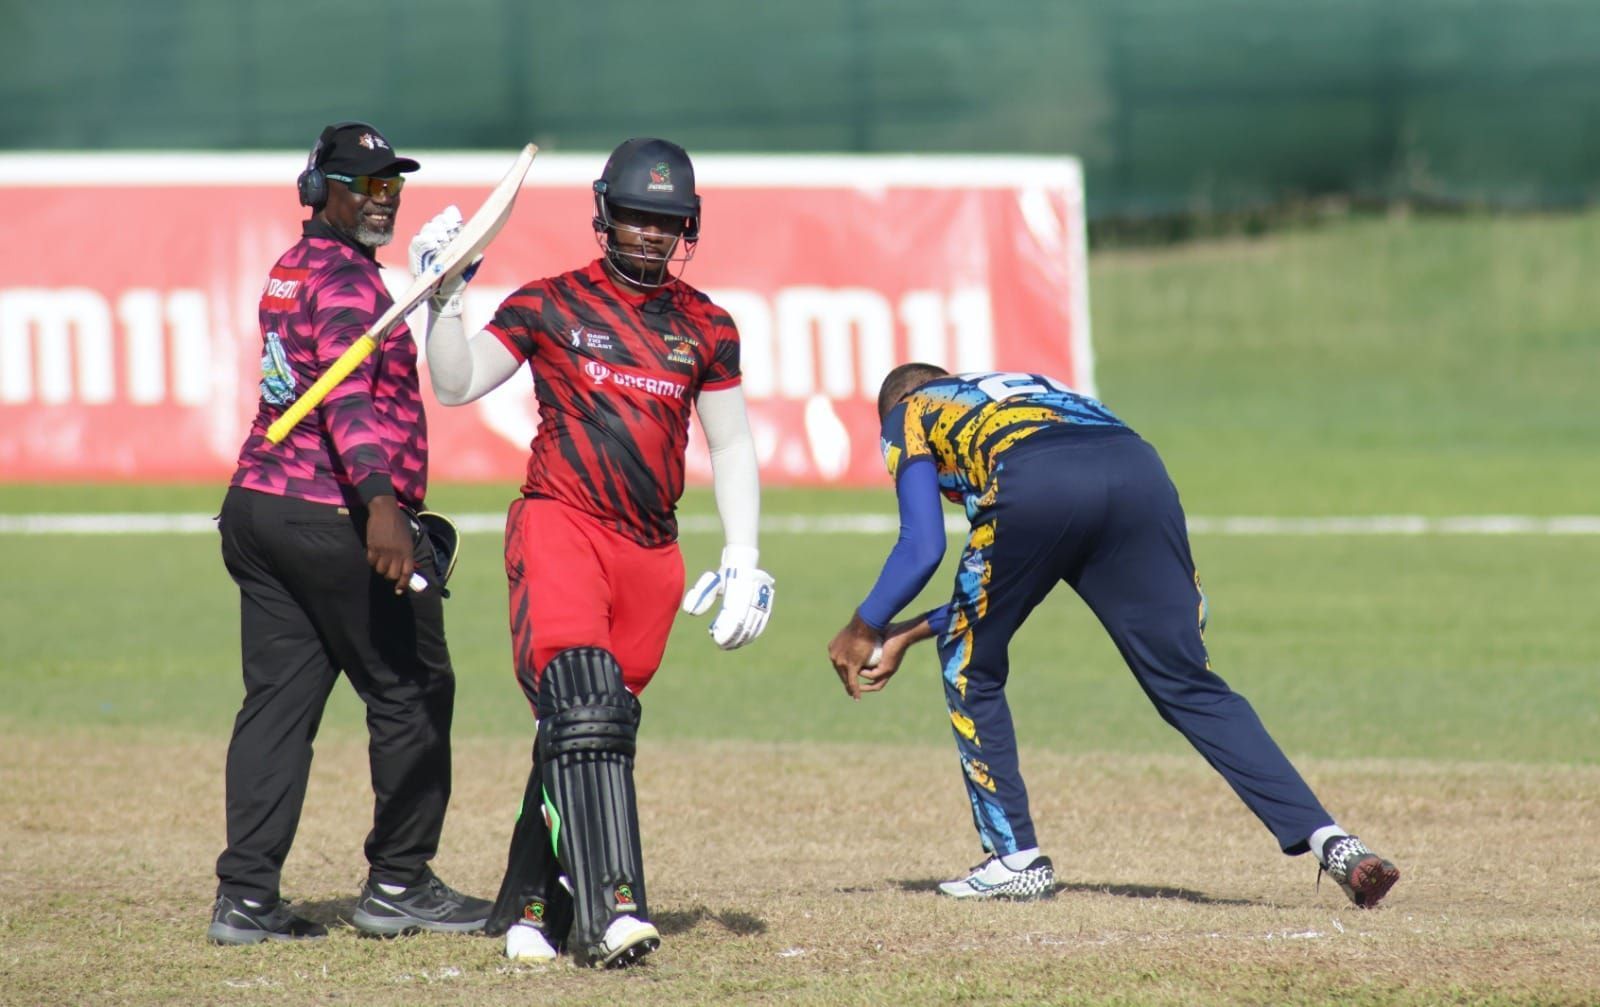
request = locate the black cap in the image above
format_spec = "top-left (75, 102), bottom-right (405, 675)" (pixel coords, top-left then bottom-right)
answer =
top-left (317, 123), bottom-right (420, 177)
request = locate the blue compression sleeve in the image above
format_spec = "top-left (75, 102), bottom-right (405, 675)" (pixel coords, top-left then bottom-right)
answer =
top-left (857, 458), bottom-right (946, 630)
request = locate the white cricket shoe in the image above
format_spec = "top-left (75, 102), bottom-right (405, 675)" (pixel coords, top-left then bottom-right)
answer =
top-left (586, 914), bottom-right (660, 968)
top-left (505, 920), bottom-right (558, 962)
top-left (938, 853), bottom-right (1056, 900)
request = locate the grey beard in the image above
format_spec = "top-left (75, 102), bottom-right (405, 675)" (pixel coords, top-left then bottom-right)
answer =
top-left (355, 220), bottom-right (394, 247)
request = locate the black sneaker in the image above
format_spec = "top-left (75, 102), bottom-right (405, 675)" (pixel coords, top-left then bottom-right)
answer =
top-left (351, 869), bottom-right (492, 936)
top-left (1320, 835), bottom-right (1400, 908)
top-left (207, 894), bottom-right (328, 945)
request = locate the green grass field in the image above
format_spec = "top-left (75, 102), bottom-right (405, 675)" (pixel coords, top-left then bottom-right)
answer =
top-left (3, 211), bottom-right (1598, 1005)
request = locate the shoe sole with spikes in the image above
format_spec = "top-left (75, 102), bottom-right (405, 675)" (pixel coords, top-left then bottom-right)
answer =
top-left (1342, 854), bottom-right (1400, 908)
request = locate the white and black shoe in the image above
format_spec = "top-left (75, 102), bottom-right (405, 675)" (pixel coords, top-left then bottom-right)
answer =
top-left (938, 853), bottom-right (1056, 901)
top-left (581, 914), bottom-right (660, 968)
top-left (1319, 835), bottom-right (1400, 908)
top-left (351, 869), bottom-right (492, 936)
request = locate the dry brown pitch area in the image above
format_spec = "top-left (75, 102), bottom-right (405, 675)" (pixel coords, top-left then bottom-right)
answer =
top-left (3, 731), bottom-right (1597, 1006)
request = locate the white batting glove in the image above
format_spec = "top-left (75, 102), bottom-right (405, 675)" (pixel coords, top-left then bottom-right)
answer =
top-left (682, 545), bottom-right (775, 650)
top-left (407, 205), bottom-right (481, 317)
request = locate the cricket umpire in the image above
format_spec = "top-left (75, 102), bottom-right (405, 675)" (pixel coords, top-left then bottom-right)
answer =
top-left (208, 121), bottom-right (489, 944)
top-left (828, 364), bottom-right (1400, 909)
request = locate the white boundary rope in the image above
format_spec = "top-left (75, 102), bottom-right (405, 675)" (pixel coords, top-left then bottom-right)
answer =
top-left (2, 513), bottom-right (1598, 536)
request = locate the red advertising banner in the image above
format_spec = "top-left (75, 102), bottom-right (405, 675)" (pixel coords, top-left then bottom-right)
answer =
top-left (0, 153), bottom-right (1091, 485)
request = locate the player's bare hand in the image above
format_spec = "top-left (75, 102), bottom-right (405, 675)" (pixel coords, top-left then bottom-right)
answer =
top-left (365, 496), bottom-right (415, 595)
top-left (827, 612), bottom-right (882, 701)
top-left (856, 619), bottom-right (918, 693)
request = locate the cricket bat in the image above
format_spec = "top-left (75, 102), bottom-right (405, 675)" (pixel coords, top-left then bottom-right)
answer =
top-left (265, 142), bottom-right (539, 445)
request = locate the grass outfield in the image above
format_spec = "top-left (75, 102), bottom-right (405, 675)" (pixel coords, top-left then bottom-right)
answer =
top-left (5, 737), bottom-right (1599, 1006)
top-left (2, 212), bottom-right (1598, 1005)
top-left (3, 507), bottom-right (1598, 767)
top-left (1092, 211), bottom-right (1597, 516)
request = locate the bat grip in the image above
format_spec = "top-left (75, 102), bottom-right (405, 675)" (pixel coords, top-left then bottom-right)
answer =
top-left (265, 334), bottom-right (378, 444)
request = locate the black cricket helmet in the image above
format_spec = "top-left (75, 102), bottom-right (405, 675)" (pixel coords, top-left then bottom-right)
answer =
top-left (592, 137), bottom-right (700, 285)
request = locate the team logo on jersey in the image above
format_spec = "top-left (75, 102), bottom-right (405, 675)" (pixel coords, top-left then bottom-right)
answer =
top-left (584, 361), bottom-right (611, 384)
top-left (357, 132), bottom-right (388, 151)
top-left (663, 331), bottom-right (698, 366)
top-left (260, 332), bottom-right (297, 405)
top-left (647, 162), bottom-right (674, 192)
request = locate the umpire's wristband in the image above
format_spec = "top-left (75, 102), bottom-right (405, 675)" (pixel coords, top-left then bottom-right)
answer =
top-left (355, 474), bottom-right (396, 506)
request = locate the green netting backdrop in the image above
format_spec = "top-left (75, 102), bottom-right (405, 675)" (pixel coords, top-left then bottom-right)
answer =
top-left (4, 0), bottom-right (1596, 216)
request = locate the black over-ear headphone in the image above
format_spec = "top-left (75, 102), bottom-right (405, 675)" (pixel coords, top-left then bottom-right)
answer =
top-left (296, 120), bottom-right (378, 210)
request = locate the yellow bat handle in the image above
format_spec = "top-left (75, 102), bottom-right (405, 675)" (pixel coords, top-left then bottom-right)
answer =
top-left (264, 333), bottom-right (378, 444)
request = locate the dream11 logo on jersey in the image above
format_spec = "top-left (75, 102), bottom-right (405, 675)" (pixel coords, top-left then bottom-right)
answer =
top-left (583, 360), bottom-right (686, 399)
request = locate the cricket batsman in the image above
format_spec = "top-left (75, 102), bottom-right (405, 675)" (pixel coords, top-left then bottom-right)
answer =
top-left (408, 137), bottom-right (773, 966)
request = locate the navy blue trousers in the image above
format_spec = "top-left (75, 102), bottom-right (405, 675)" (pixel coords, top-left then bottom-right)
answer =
top-left (935, 429), bottom-right (1332, 857)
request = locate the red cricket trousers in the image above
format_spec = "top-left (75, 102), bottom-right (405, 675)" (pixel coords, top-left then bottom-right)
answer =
top-left (504, 496), bottom-right (684, 701)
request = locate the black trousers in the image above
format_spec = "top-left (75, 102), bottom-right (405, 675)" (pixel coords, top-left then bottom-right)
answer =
top-left (215, 486), bottom-right (455, 903)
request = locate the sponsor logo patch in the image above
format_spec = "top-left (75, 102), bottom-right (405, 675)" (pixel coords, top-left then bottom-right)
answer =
top-left (584, 361), bottom-right (687, 400)
top-left (358, 132), bottom-right (388, 151)
top-left (262, 267), bottom-right (308, 311)
top-left (260, 332), bottom-right (297, 405)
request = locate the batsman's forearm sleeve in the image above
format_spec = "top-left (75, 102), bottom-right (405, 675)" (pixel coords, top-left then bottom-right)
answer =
top-left (698, 386), bottom-right (760, 551)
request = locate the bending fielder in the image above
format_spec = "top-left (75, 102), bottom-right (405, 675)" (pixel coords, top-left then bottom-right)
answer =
top-left (410, 137), bottom-right (772, 967)
top-left (828, 364), bottom-right (1400, 909)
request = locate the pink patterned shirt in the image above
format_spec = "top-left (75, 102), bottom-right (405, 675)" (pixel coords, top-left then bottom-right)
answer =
top-left (230, 221), bottom-right (427, 509)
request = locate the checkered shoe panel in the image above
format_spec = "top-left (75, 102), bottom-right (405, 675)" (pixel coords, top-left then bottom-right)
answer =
top-left (939, 855), bottom-right (1056, 901)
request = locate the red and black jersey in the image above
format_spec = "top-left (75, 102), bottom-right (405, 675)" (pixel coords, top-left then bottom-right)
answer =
top-left (487, 259), bottom-right (741, 547)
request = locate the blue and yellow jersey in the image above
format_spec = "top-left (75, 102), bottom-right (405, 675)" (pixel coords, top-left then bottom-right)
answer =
top-left (879, 371), bottom-right (1126, 512)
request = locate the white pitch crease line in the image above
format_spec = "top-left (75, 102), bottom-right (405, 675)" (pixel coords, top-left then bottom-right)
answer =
top-left (2, 513), bottom-right (1600, 536)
